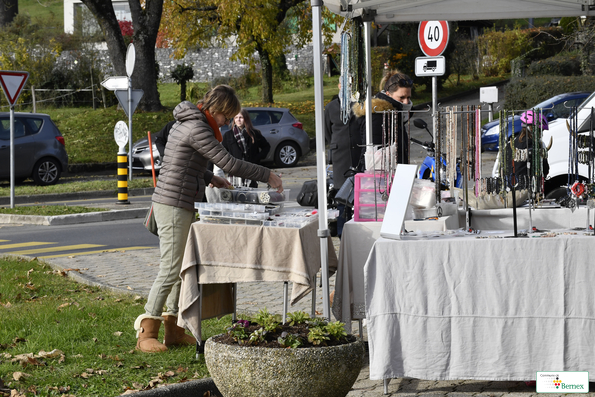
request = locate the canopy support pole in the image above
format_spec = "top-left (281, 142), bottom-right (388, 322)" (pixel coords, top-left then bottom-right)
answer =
top-left (311, 0), bottom-right (331, 320)
top-left (364, 21), bottom-right (374, 157)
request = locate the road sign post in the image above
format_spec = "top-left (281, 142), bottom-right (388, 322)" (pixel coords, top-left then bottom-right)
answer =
top-left (0, 70), bottom-right (29, 209)
top-left (125, 44), bottom-right (136, 180)
top-left (417, 21), bottom-right (449, 148)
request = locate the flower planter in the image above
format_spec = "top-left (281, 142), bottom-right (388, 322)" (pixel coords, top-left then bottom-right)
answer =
top-left (204, 335), bottom-right (364, 397)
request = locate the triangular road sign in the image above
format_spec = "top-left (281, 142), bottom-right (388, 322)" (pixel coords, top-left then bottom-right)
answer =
top-left (0, 70), bottom-right (29, 106)
top-left (115, 89), bottom-right (144, 117)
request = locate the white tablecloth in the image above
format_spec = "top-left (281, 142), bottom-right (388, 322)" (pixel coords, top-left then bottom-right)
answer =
top-left (365, 231), bottom-right (595, 381)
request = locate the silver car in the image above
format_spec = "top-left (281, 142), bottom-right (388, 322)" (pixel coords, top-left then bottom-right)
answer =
top-left (131, 107), bottom-right (310, 171)
top-left (0, 112), bottom-right (68, 185)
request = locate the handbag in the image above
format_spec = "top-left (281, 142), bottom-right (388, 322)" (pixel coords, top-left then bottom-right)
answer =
top-left (143, 204), bottom-right (159, 236)
top-left (296, 180), bottom-right (319, 208)
top-left (335, 175), bottom-right (355, 208)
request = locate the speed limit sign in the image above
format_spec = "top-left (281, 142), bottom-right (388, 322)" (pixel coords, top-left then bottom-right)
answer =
top-left (418, 21), bottom-right (449, 57)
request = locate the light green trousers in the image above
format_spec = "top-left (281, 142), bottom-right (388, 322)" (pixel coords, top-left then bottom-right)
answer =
top-left (144, 202), bottom-right (195, 317)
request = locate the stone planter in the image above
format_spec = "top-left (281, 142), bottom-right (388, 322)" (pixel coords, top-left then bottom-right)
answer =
top-left (204, 335), bottom-right (364, 397)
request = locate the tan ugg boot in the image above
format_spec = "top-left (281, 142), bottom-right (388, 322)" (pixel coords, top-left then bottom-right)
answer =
top-left (134, 315), bottom-right (168, 353)
top-left (162, 314), bottom-right (196, 347)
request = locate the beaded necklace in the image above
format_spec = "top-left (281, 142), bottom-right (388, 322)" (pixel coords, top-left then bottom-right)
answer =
top-left (340, 31), bottom-right (352, 124)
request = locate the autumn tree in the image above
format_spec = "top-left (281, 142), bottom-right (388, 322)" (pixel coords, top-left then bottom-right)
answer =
top-left (80, 0), bottom-right (163, 111)
top-left (160, 0), bottom-right (340, 104)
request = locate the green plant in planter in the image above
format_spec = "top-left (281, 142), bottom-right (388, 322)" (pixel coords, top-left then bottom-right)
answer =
top-left (252, 307), bottom-right (281, 332)
top-left (286, 310), bottom-right (310, 325)
top-left (248, 327), bottom-right (267, 345)
top-left (325, 321), bottom-right (348, 341)
top-left (278, 331), bottom-right (303, 348)
top-left (307, 326), bottom-right (330, 346)
top-left (226, 322), bottom-right (249, 343)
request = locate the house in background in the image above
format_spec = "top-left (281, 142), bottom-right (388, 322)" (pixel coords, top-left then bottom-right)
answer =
top-left (63, 0), bottom-right (131, 34)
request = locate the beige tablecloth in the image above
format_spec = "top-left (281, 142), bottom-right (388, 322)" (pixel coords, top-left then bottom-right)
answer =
top-left (179, 220), bottom-right (338, 342)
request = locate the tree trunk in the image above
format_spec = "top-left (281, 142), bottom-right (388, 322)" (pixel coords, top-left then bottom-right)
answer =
top-left (80, 0), bottom-right (163, 112)
top-left (0, 0), bottom-right (18, 27)
top-left (180, 81), bottom-right (187, 102)
top-left (259, 46), bottom-right (274, 104)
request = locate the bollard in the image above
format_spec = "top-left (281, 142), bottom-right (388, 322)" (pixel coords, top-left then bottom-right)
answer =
top-left (117, 151), bottom-right (130, 205)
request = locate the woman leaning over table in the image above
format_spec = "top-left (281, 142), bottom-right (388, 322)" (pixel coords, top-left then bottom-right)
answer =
top-left (134, 85), bottom-right (283, 353)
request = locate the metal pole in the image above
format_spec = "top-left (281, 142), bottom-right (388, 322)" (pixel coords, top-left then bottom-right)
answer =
top-left (128, 78), bottom-right (133, 180)
top-left (364, 21), bottom-right (373, 156)
top-left (9, 107), bottom-right (14, 209)
top-left (311, 0), bottom-right (330, 320)
top-left (432, 76), bottom-right (437, 145)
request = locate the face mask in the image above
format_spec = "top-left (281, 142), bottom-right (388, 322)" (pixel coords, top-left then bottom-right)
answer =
top-left (399, 101), bottom-right (413, 112)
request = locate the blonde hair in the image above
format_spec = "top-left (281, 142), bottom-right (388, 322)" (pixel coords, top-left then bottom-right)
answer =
top-left (380, 70), bottom-right (413, 93)
top-left (197, 85), bottom-right (241, 119)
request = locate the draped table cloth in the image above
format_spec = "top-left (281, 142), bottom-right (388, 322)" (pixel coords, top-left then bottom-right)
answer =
top-left (179, 220), bottom-right (338, 342)
top-left (365, 231), bottom-right (595, 381)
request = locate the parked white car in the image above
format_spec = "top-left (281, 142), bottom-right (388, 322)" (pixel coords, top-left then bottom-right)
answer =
top-left (492, 91), bottom-right (594, 199)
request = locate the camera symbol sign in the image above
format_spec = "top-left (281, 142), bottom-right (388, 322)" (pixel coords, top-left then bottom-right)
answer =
top-left (418, 21), bottom-right (449, 57)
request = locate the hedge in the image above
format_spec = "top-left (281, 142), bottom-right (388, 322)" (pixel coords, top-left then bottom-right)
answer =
top-left (504, 76), bottom-right (595, 110)
top-left (528, 55), bottom-right (582, 77)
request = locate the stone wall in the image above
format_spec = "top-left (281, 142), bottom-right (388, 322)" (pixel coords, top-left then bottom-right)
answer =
top-left (64, 46), bottom-right (315, 83)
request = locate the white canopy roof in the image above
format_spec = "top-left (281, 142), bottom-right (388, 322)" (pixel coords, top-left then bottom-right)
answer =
top-left (324, 0), bottom-right (594, 23)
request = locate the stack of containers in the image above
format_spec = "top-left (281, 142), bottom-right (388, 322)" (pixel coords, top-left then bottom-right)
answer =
top-left (354, 173), bottom-right (389, 222)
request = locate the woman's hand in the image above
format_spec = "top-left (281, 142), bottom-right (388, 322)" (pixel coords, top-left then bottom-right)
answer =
top-left (268, 172), bottom-right (283, 193)
top-left (209, 175), bottom-right (232, 189)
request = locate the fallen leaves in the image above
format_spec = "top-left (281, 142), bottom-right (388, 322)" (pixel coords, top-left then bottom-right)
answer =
top-left (11, 349), bottom-right (65, 367)
top-left (12, 372), bottom-right (31, 381)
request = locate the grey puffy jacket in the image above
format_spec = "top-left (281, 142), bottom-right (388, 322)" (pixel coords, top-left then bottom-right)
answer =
top-left (152, 101), bottom-right (270, 211)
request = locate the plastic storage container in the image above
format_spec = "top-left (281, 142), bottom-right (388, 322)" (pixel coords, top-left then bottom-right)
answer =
top-left (354, 173), bottom-right (389, 222)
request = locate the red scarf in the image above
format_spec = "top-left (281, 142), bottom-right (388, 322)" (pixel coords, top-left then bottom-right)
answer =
top-left (197, 104), bottom-right (223, 142)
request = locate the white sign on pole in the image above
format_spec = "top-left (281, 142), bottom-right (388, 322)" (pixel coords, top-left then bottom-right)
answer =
top-left (114, 121), bottom-right (129, 153)
top-left (0, 71), bottom-right (29, 105)
top-left (418, 21), bottom-right (449, 57)
top-left (415, 56), bottom-right (446, 77)
top-left (114, 89), bottom-right (144, 118)
top-left (101, 76), bottom-right (129, 91)
top-left (126, 44), bottom-right (136, 78)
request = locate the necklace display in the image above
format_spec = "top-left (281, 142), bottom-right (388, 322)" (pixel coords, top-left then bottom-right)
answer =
top-left (339, 31), bottom-right (352, 124)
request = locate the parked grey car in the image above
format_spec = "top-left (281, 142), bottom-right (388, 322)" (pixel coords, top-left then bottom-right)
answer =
top-left (0, 112), bottom-right (68, 185)
top-left (131, 107), bottom-right (310, 171)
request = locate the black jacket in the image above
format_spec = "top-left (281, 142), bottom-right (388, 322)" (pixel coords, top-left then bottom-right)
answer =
top-left (222, 127), bottom-right (271, 165)
top-left (324, 95), bottom-right (363, 187)
top-left (353, 92), bottom-right (409, 165)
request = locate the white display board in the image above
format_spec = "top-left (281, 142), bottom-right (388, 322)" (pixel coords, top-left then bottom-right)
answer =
top-left (380, 164), bottom-right (418, 240)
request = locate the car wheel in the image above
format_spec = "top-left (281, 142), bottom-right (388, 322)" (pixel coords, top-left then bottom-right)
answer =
top-left (32, 158), bottom-right (61, 186)
top-left (274, 141), bottom-right (300, 167)
top-left (545, 186), bottom-right (569, 200)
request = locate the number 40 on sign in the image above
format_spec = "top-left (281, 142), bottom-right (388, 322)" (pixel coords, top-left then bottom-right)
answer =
top-left (418, 21), bottom-right (449, 57)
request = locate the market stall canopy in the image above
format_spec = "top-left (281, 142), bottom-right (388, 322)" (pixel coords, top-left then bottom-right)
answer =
top-left (324, 0), bottom-right (594, 23)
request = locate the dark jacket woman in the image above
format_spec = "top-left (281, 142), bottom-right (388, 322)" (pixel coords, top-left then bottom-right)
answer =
top-left (353, 92), bottom-right (410, 166)
top-left (324, 95), bottom-right (363, 188)
top-left (222, 126), bottom-right (270, 165)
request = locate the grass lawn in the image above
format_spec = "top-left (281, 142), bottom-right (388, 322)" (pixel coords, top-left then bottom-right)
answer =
top-left (0, 206), bottom-right (106, 216)
top-left (0, 178), bottom-right (155, 198)
top-left (0, 257), bottom-right (229, 397)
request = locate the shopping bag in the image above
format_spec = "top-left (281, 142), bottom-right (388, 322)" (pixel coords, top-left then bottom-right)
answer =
top-left (143, 204), bottom-right (159, 236)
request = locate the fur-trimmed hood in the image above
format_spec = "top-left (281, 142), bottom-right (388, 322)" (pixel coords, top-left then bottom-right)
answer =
top-left (352, 93), bottom-right (401, 118)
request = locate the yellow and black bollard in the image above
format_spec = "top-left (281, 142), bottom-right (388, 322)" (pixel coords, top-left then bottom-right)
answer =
top-left (117, 151), bottom-right (130, 205)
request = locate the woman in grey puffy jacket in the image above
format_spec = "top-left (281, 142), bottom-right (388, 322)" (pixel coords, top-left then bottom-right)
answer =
top-left (134, 85), bottom-right (283, 353)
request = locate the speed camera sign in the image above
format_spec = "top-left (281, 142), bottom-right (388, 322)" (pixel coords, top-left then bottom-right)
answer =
top-left (418, 21), bottom-right (449, 57)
